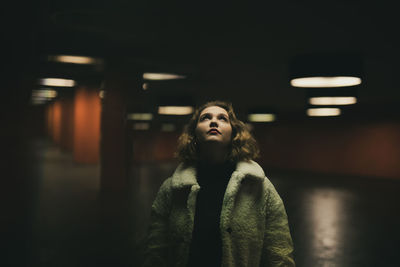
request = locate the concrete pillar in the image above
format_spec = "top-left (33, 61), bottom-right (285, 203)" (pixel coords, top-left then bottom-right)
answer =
top-left (59, 97), bottom-right (74, 152)
top-left (46, 103), bottom-right (54, 139)
top-left (100, 69), bottom-right (139, 194)
top-left (97, 64), bottom-right (140, 265)
top-left (73, 86), bottom-right (101, 164)
top-left (52, 100), bottom-right (62, 145)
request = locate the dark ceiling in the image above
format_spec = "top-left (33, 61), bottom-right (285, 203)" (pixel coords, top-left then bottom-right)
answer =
top-left (6, 0), bottom-right (400, 121)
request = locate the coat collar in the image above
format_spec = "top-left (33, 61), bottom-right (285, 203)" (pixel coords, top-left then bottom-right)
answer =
top-left (170, 160), bottom-right (265, 189)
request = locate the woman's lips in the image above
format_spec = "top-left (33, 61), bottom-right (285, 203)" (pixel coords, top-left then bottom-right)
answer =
top-left (207, 129), bottom-right (220, 134)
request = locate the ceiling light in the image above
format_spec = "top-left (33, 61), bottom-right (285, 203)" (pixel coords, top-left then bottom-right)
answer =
top-left (307, 108), bottom-right (341, 117)
top-left (31, 98), bottom-right (47, 105)
top-left (158, 106), bottom-right (193, 115)
top-left (309, 96), bottom-right (357, 105)
top-left (161, 123), bottom-right (176, 132)
top-left (133, 123), bottom-right (150, 130)
top-left (291, 76), bottom-right (361, 88)
top-left (289, 54), bottom-right (363, 88)
top-left (39, 78), bottom-right (76, 87)
top-left (48, 55), bottom-right (99, 65)
top-left (247, 113), bottom-right (276, 122)
top-left (127, 113), bottom-right (153, 121)
top-left (32, 89), bottom-right (57, 98)
top-left (143, 73), bottom-right (186, 80)
top-left (99, 90), bottom-right (105, 99)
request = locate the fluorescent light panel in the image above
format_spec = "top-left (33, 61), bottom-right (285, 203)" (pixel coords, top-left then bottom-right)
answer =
top-left (32, 89), bottom-right (57, 98)
top-left (99, 90), bottom-right (105, 99)
top-left (133, 123), bottom-right (150, 130)
top-left (291, 76), bottom-right (361, 88)
top-left (158, 106), bottom-right (193, 115)
top-left (161, 123), bottom-right (176, 132)
top-left (31, 98), bottom-right (47, 105)
top-left (40, 78), bottom-right (76, 87)
top-left (127, 113), bottom-right (153, 121)
top-left (307, 108), bottom-right (341, 117)
top-left (143, 73), bottom-right (186, 80)
top-left (49, 55), bottom-right (97, 64)
top-left (309, 96), bottom-right (357, 105)
top-left (248, 113), bottom-right (276, 122)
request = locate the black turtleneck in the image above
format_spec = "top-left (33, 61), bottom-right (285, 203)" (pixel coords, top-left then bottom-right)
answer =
top-left (186, 161), bottom-right (236, 267)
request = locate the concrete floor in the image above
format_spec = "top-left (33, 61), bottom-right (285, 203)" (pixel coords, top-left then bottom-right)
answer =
top-left (5, 138), bottom-right (400, 267)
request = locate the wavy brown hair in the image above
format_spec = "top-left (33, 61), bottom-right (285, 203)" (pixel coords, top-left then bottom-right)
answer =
top-left (176, 100), bottom-right (259, 163)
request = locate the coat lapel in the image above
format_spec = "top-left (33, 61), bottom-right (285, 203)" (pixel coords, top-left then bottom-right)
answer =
top-left (220, 161), bottom-right (265, 229)
top-left (170, 160), bottom-right (266, 230)
top-left (170, 163), bottom-right (198, 189)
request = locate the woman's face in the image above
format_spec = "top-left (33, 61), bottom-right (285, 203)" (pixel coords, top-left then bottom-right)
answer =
top-left (195, 106), bottom-right (233, 147)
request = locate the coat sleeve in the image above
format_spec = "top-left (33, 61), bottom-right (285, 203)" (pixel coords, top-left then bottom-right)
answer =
top-left (261, 179), bottom-right (295, 267)
top-left (141, 178), bottom-right (172, 267)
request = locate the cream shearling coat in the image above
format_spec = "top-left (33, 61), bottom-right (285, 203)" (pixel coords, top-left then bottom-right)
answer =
top-left (142, 160), bottom-right (295, 267)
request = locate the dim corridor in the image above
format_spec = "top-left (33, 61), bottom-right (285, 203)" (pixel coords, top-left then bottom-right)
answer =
top-left (8, 138), bottom-right (400, 267)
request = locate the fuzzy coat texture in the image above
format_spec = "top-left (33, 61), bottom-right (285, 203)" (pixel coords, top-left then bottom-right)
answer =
top-left (142, 160), bottom-right (295, 267)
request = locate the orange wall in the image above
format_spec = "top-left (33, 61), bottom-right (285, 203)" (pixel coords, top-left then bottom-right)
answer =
top-left (60, 97), bottom-right (74, 151)
top-left (130, 120), bottom-right (400, 179)
top-left (73, 87), bottom-right (101, 164)
top-left (52, 101), bottom-right (62, 145)
top-left (132, 131), bottom-right (180, 162)
top-left (46, 102), bottom-right (53, 138)
top-left (255, 120), bottom-right (400, 179)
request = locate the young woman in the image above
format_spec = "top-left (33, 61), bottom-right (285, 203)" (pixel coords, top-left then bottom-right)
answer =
top-left (142, 101), bottom-right (295, 267)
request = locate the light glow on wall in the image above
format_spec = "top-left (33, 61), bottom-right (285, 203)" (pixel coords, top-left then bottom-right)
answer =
top-left (248, 113), bottom-right (276, 122)
top-left (158, 106), bottom-right (193, 115)
top-left (143, 73), bottom-right (186, 80)
top-left (127, 113), bottom-right (153, 121)
top-left (40, 78), bottom-right (76, 87)
top-left (307, 108), bottom-right (341, 117)
top-left (291, 76), bottom-right (361, 88)
top-left (309, 97), bottom-right (357, 105)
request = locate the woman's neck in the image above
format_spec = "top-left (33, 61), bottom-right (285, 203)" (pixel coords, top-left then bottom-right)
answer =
top-left (197, 143), bottom-right (229, 164)
top-left (196, 159), bottom-right (236, 185)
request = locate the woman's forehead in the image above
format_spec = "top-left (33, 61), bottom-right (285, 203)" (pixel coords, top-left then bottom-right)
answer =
top-left (200, 106), bottom-right (228, 116)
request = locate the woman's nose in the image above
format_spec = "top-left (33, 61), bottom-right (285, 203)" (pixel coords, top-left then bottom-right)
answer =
top-left (209, 118), bottom-right (218, 127)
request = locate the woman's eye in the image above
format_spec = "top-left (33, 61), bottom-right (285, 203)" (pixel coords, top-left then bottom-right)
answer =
top-left (200, 116), bottom-right (209, 121)
top-left (219, 116), bottom-right (228, 121)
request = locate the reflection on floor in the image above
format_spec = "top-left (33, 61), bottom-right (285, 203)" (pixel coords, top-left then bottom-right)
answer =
top-left (274, 173), bottom-right (400, 267)
top-left (13, 138), bottom-right (400, 267)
